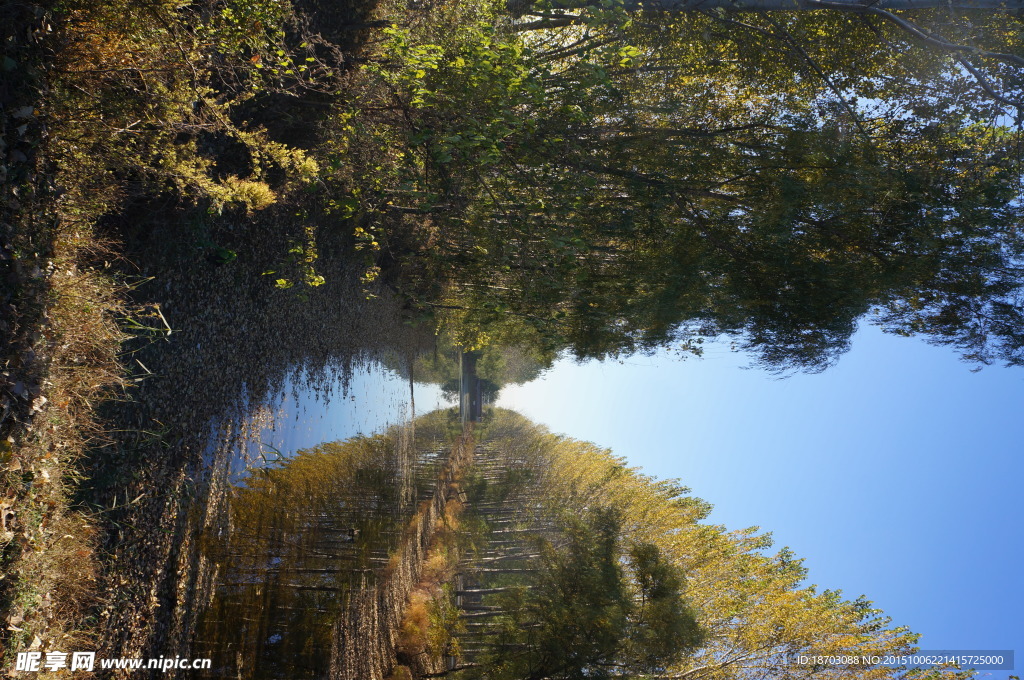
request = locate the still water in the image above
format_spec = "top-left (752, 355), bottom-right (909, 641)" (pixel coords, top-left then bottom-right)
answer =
top-left (188, 369), bottom-right (454, 679)
top-left (87, 222), bottom-right (460, 675)
top-left (213, 364), bottom-right (450, 484)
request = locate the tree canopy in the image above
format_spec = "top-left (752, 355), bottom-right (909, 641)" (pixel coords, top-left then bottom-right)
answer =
top-left (383, 336), bottom-right (554, 401)
top-left (449, 409), bottom-right (923, 679)
top-left (473, 508), bottom-right (703, 680)
top-left (337, 0), bottom-right (1024, 371)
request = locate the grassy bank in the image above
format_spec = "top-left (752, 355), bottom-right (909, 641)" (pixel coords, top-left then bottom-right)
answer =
top-left (2, 1), bottom-right (127, 663)
top-left (1, 0), bottom-right (383, 667)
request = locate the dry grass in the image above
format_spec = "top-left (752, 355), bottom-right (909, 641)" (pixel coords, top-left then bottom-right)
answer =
top-left (4, 511), bottom-right (102, 656)
top-left (2, 4), bottom-right (132, 667)
top-left (394, 472), bottom-right (467, 669)
top-left (0, 0), bottom-right (319, 663)
top-left (0, 209), bottom-right (128, 672)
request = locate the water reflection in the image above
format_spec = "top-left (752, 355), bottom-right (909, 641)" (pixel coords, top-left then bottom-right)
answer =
top-left (190, 411), bottom-right (461, 679)
top-left (85, 213), bottom-right (455, 666)
top-left (216, 364), bottom-right (449, 484)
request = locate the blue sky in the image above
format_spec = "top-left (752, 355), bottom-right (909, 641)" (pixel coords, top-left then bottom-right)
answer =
top-left (497, 324), bottom-right (1022, 676)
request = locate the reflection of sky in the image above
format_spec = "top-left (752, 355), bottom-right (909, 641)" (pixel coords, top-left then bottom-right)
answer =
top-left (229, 362), bottom-right (451, 479)
top-left (498, 325), bottom-right (1022, 676)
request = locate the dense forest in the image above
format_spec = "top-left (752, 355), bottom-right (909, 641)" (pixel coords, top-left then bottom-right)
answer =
top-left (417, 409), bottom-right (924, 680)
top-left (180, 408), bottom-right (951, 680)
top-left (1, 0), bottom-right (1022, 675)
top-left (351, 0), bottom-right (1024, 370)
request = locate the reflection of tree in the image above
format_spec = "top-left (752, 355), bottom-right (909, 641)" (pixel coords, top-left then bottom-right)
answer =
top-left (446, 410), bottom-right (919, 680)
top-left (385, 336), bottom-right (555, 400)
top-left (193, 411), bottom-right (458, 679)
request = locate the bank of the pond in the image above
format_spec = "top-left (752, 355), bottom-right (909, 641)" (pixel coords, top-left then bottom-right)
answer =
top-left (1, 3), bottom-right (131, 665)
top-left (1, 0), bottom-right (391, 666)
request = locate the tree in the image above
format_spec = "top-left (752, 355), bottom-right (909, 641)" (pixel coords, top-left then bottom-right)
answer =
top-left (383, 334), bottom-right (554, 398)
top-left (457, 409), bottom-right (929, 680)
top-left (346, 0), bottom-right (1024, 370)
top-left (507, 0), bottom-right (1024, 116)
top-left (465, 508), bottom-right (702, 680)
top-left (627, 543), bottom-right (706, 672)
